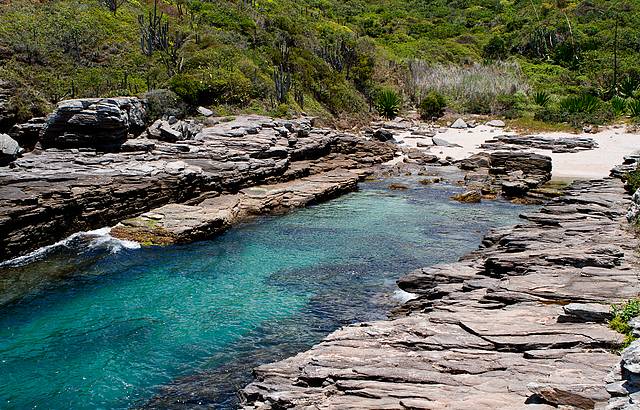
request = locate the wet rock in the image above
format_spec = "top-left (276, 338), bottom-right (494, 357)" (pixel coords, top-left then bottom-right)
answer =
top-left (40, 97), bottom-right (147, 149)
top-left (451, 190), bottom-right (481, 203)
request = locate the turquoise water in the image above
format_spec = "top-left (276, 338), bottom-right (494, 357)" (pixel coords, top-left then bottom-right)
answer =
top-left (0, 178), bottom-right (527, 409)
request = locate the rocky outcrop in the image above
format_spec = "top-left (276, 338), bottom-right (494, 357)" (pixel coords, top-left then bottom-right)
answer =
top-left (459, 151), bottom-right (552, 201)
top-left (111, 170), bottom-right (362, 245)
top-left (8, 117), bottom-right (46, 150)
top-left (0, 133), bottom-right (20, 166)
top-left (0, 80), bottom-right (16, 131)
top-left (241, 177), bottom-right (639, 409)
top-left (0, 115), bottom-right (395, 261)
top-left (481, 134), bottom-right (598, 153)
top-left (40, 97), bottom-right (147, 149)
top-left (143, 118), bottom-right (203, 142)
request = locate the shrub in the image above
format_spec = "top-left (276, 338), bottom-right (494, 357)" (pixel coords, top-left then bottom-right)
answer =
top-left (558, 94), bottom-right (600, 114)
top-left (418, 90), bottom-right (446, 120)
top-left (169, 74), bottom-right (204, 106)
top-left (610, 96), bottom-right (627, 117)
top-left (619, 77), bottom-right (640, 99)
top-left (375, 88), bottom-right (402, 119)
top-left (629, 99), bottom-right (640, 119)
top-left (483, 35), bottom-right (508, 60)
top-left (625, 166), bottom-right (640, 193)
top-left (610, 299), bottom-right (640, 348)
top-left (143, 89), bottom-right (185, 121)
top-left (532, 91), bottom-right (551, 107)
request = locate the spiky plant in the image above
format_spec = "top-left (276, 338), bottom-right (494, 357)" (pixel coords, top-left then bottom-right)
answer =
top-left (611, 96), bottom-right (627, 117)
top-left (619, 77), bottom-right (640, 99)
top-left (375, 89), bottom-right (402, 119)
top-left (532, 90), bottom-right (551, 107)
top-left (559, 94), bottom-right (600, 114)
top-left (629, 99), bottom-right (640, 119)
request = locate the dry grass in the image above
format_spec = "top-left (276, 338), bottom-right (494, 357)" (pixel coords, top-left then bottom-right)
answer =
top-left (406, 61), bottom-right (531, 114)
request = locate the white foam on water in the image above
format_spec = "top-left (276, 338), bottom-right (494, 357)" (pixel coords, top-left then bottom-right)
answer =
top-left (0, 227), bottom-right (140, 267)
top-left (392, 289), bottom-right (418, 303)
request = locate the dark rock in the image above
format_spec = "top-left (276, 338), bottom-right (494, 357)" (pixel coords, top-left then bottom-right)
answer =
top-left (40, 97), bottom-right (147, 149)
top-left (451, 190), bottom-right (482, 203)
top-left (8, 117), bottom-right (46, 150)
top-left (373, 128), bottom-right (395, 142)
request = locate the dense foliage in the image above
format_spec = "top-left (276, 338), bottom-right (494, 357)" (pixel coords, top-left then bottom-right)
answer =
top-left (1, 0), bottom-right (639, 122)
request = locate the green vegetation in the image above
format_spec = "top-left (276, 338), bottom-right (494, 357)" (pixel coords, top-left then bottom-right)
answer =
top-left (624, 165), bottom-right (640, 195)
top-left (610, 299), bottom-right (640, 348)
top-left (374, 88), bottom-right (402, 119)
top-left (1, 0), bottom-right (639, 124)
top-left (418, 90), bottom-right (446, 120)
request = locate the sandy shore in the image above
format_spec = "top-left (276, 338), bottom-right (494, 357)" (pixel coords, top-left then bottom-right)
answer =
top-left (397, 123), bottom-right (640, 180)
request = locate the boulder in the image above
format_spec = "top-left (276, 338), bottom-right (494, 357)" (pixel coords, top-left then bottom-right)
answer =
top-left (144, 119), bottom-right (203, 142)
top-left (622, 341), bottom-right (640, 374)
top-left (8, 117), bottom-right (47, 150)
top-left (486, 119), bottom-right (506, 127)
top-left (373, 128), bottom-right (395, 142)
top-left (197, 106), bottom-right (214, 117)
top-left (432, 137), bottom-right (461, 148)
top-left (450, 118), bottom-right (467, 129)
top-left (40, 97), bottom-right (147, 149)
top-left (0, 133), bottom-right (20, 165)
top-left (451, 190), bottom-right (482, 203)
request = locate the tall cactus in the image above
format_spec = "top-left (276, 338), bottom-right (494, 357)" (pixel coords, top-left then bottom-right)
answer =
top-left (138, 0), bottom-right (169, 56)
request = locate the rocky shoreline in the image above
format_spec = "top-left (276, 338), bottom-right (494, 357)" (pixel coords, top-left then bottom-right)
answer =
top-left (241, 174), bottom-right (640, 409)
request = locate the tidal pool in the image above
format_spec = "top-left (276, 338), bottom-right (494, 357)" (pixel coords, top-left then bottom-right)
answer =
top-left (0, 178), bottom-right (528, 409)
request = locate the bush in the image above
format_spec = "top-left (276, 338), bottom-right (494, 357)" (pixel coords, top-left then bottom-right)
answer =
top-left (374, 88), bottom-right (402, 119)
top-left (418, 90), bottom-right (446, 120)
top-left (143, 89), bottom-right (185, 121)
top-left (610, 299), bottom-right (640, 348)
top-left (532, 91), bottom-right (551, 107)
top-left (558, 94), bottom-right (600, 114)
top-left (610, 96), bottom-right (627, 117)
top-left (629, 99), bottom-right (640, 119)
top-left (483, 35), bottom-right (508, 60)
top-left (619, 77), bottom-right (640, 99)
top-left (169, 74), bottom-right (205, 106)
top-left (625, 166), bottom-right (640, 193)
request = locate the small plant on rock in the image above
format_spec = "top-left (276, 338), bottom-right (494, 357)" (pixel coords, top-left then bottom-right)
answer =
top-left (375, 88), bottom-right (402, 119)
top-left (610, 299), bottom-right (640, 348)
top-left (418, 90), bottom-right (447, 120)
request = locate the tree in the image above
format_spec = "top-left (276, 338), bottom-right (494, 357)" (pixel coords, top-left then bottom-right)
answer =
top-left (102, 0), bottom-right (126, 16)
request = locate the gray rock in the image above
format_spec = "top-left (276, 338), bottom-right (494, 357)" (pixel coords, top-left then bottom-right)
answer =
top-left (373, 128), bottom-right (395, 142)
top-left (450, 118), bottom-right (467, 129)
top-left (486, 119), bottom-right (506, 127)
top-left (561, 303), bottom-right (612, 323)
top-left (8, 117), bottom-right (47, 150)
top-left (41, 97), bottom-right (147, 149)
top-left (197, 106), bottom-right (213, 117)
top-left (622, 341), bottom-right (640, 374)
top-left (0, 133), bottom-right (20, 165)
top-left (432, 137), bottom-right (461, 148)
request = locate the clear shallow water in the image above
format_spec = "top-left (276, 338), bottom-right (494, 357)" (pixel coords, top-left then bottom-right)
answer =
top-left (0, 178), bottom-right (527, 409)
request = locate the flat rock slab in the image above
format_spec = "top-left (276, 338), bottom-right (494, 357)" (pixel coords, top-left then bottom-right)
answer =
top-left (240, 176), bottom-right (640, 409)
top-left (111, 170), bottom-right (359, 245)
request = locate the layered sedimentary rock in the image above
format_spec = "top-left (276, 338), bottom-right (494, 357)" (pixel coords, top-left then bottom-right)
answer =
top-left (241, 177), bottom-right (639, 409)
top-left (0, 115), bottom-right (395, 261)
top-left (40, 97), bottom-right (147, 149)
top-left (481, 134), bottom-right (598, 153)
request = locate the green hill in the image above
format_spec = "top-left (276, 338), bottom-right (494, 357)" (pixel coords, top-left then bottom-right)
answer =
top-left (0, 0), bottom-right (639, 124)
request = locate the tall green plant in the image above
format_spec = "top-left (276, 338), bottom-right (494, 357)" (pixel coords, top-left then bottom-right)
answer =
top-left (559, 94), bottom-right (600, 114)
top-left (532, 91), bottom-right (551, 107)
top-left (629, 99), bottom-right (640, 119)
top-left (611, 96), bottom-right (627, 117)
top-left (375, 89), bottom-right (402, 119)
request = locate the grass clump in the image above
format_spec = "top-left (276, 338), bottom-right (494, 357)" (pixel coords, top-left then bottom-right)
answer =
top-left (374, 88), bottom-right (402, 119)
top-left (610, 299), bottom-right (640, 348)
